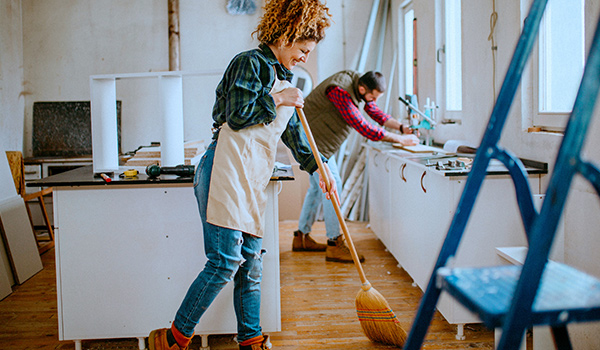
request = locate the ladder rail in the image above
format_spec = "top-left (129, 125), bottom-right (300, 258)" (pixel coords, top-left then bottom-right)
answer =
top-left (551, 326), bottom-right (573, 350)
top-left (497, 14), bottom-right (600, 349)
top-left (577, 161), bottom-right (600, 197)
top-left (495, 148), bottom-right (538, 236)
top-left (404, 0), bottom-right (550, 348)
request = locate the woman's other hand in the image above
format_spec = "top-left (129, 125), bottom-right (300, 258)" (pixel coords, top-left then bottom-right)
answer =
top-left (318, 162), bottom-right (338, 201)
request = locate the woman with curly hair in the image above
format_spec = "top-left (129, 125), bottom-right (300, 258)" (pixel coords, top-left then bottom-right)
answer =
top-left (148, 1), bottom-right (333, 350)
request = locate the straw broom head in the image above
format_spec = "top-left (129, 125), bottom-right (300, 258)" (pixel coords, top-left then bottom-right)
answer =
top-left (356, 283), bottom-right (407, 347)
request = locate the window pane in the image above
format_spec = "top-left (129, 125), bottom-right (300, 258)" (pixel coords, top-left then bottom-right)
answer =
top-left (538, 0), bottom-right (584, 113)
top-left (404, 9), bottom-right (414, 96)
top-left (445, 0), bottom-right (462, 111)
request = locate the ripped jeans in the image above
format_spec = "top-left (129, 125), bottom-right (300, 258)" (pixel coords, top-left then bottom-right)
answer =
top-left (173, 140), bottom-right (265, 342)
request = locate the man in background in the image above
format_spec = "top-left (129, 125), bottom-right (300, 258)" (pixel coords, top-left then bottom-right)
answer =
top-left (293, 70), bottom-right (419, 263)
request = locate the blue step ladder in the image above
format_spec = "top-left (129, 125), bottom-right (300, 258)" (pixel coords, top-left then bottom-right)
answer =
top-left (404, 0), bottom-right (600, 349)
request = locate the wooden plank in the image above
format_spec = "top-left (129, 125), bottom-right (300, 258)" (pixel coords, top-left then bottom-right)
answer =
top-left (341, 149), bottom-right (366, 199)
top-left (342, 171), bottom-right (364, 218)
top-left (347, 172), bottom-right (365, 221)
top-left (392, 143), bottom-right (447, 153)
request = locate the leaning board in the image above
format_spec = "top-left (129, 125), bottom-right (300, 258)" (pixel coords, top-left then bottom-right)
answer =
top-left (0, 230), bottom-right (13, 299)
top-left (392, 143), bottom-right (447, 153)
top-left (0, 196), bottom-right (43, 284)
top-left (0, 149), bottom-right (42, 287)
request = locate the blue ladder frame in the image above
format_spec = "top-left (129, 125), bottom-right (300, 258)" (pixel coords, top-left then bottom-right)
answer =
top-left (404, 0), bottom-right (600, 348)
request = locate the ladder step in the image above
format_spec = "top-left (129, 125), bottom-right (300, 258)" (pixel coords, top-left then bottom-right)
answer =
top-left (439, 261), bottom-right (600, 328)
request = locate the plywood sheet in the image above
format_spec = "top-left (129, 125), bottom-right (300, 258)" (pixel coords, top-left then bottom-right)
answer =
top-left (0, 232), bottom-right (13, 300)
top-left (0, 196), bottom-right (43, 284)
top-left (0, 150), bottom-right (18, 202)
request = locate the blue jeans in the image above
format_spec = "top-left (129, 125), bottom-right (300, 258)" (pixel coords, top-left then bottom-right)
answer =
top-left (173, 140), bottom-right (265, 342)
top-left (297, 156), bottom-right (342, 240)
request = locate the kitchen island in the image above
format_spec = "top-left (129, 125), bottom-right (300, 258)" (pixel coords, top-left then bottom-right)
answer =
top-left (30, 163), bottom-right (291, 350)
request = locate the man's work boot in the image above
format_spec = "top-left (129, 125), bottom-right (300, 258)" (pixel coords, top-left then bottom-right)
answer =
top-left (326, 235), bottom-right (365, 263)
top-left (292, 230), bottom-right (327, 252)
top-left (239, 335), bottom-right (272, 350)
top-left (148, 327), bottom-right (191, 350)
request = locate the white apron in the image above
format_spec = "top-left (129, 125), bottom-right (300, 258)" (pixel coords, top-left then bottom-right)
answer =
top-left (206, 75), bottom-right (294, 237)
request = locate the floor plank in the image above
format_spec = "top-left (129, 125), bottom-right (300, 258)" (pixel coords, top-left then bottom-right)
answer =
top-left (0, 220), bottom-right (494, 349)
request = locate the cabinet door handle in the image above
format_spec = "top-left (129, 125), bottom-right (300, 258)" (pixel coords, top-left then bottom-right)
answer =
top-left (437, 45), bottom-right (445, 63)
top-left (374, 152), bottom-right (379, 167)
top-left (420, 171), bottom-right (427, 193)
top-left (401, 163), bottom-right (407, 182)
top-left (385, 157), bottom-right (390, 172)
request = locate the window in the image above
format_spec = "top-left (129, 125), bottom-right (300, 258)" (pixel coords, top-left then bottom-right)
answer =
top-left (403, 6), bottom-right (415, 97)
top-left (532, 0), bottom-right (584, 130)
top-left (443, 0), bottom-right (462, 112)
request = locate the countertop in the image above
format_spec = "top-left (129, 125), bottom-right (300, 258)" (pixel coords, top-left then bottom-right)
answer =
top-left (28, 151), bottom-right (294, 188)
top-left (366, 141), bottom-right (548, 177)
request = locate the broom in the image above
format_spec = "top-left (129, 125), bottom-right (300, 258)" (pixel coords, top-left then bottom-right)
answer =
top-left (296, 107), bottom-right (408, 347)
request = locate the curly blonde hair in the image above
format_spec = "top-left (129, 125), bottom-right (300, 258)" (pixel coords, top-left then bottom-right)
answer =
top-left (253, 0), bottom-right (332, 45)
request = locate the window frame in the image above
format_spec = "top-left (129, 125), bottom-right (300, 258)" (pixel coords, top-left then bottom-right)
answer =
top-left (438, 0), bottom-right (463, 122)
top-left (401, 2), bottom-right (415, 99)
top-left (530, 0), bottom-right (585, 131)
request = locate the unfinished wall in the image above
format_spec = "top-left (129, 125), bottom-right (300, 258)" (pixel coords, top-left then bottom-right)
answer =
top-left (17, 0), bottom-right (369, 157)
top-left (0, 0), bottom-right (25, 152)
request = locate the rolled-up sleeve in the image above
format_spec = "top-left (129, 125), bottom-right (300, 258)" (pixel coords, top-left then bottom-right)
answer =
top-left (326, 87), bottom-right (386, 141)
top-left (280, 111), bottom-right (326, 174)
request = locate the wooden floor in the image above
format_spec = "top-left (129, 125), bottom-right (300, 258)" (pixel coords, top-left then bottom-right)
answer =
top-left (0, 220), bottom-right (494, 349)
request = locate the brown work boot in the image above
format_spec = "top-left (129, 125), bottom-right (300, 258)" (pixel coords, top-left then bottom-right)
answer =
top-left (326, 235), bottom-right (365, 263)
top-left (292, 230), bottom-right (327, 251)
top-left (148, 328), bottom-right (189, 350)
top-left (239, 335), bottom-right (272, 349)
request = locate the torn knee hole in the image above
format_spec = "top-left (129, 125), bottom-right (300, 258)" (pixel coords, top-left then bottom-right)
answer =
top-left (253, 248), bottom-right (267, 260)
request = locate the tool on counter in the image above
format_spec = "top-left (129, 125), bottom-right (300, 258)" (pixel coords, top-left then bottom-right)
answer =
top-left (145, 164), bottom-right (195, 178)
top-left (296, 107), bottom-right (407, 347)
top-left (119, 169), bottom-right (139, 178)
top-left (399, 95), bottom-right (438, 146)
top-left (94, 172), bottom-right (113, 183)
top-left (100, 173), bottom-right (111, 182)
top-left (398, 95), bottom-right (437, 127)
top-left (434, 159), bottom-right (468, 171)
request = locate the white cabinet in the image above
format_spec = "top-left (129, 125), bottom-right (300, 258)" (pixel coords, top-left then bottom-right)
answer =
top-left (53, 182), bottom-right (281, 349)
top-left (368, 147), bottom-right (541, 329)
top-left (366, 148), bottom-right (391, 247)
top-left (388, 155), bottom-right (452, 288)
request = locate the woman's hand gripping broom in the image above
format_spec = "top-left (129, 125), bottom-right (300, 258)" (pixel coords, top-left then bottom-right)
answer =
top-left (296, 108), bottom-right (408, 347)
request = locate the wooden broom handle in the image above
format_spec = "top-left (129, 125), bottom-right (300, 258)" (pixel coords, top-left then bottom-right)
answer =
top-left (296, 108), bottom-right (369, 286)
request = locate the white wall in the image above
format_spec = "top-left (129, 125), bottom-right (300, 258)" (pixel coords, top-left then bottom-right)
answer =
top-left (0, 0), bottom-right (25, 152)
top-left (3, 0), bottom-right (388, 155)
top-left (15, 0), bottom-right (379, 155)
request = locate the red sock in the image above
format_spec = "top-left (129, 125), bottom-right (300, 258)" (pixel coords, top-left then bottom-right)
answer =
top-left (171, 323), bottom-right (193, 348)
top-left (239, 335), bottom-right (264, 346)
